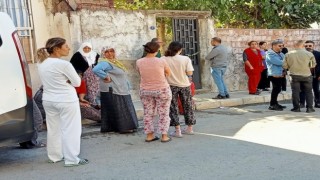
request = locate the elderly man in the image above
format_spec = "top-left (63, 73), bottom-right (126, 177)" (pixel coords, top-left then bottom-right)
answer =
top-left (205, 37), bottom-right (229, 99)
top-left (266, 39), bottom-right (286, 111)
top-left (299, 40), bottom-right (320, 108)
top-left (283, 40), bottom-right (316, 113)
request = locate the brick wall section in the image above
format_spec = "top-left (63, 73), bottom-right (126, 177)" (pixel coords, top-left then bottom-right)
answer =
top-left (216, 29), bottom-right (320, 62)
top-left (209, 29), bottom-right (320, 92)
top-left (75, 0), bottom-right (114, 9)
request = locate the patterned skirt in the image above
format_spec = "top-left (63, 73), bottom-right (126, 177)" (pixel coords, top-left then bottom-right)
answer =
top-left (100, 91), bottom-right (138, 133)
top-left (83, 67), bottom-right (100, 105)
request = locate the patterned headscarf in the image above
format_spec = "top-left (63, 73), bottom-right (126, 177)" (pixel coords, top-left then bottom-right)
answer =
top-left (99, 46), bottom-right (127, 72)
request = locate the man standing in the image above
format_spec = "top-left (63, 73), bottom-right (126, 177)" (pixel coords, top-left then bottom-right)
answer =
top-left (299, 40), bottom-right (320, 108)
top-left (266, 40), bottom-right (286, 111)
top-left (283, 40), bottom-right (316, 113)
top-left (205, 37), bottom-right (229, 99)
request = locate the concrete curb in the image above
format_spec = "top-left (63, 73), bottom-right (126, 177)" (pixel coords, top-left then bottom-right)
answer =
top-left (194, 91), bottom-right (292, 110)
top-left (82, 91), bottom-right (292, 125)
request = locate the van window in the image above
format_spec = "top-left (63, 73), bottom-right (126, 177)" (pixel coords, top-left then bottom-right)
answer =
top-left (0, 35), bottom-right (2, 47)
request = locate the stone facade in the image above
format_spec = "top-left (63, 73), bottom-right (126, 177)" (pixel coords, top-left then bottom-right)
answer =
top-left (28, 2), bottom-right (320, 97)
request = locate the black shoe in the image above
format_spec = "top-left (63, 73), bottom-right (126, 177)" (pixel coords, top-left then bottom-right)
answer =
top-left (306, 108), bottom-right (315, 113)
top-left (314, 104), bottom-right (320, 108)
top-left (268, 105), bottom-right (283, 111)
top-left (212, 94), bottom-right (226, 99)
top-left (277, 104), bottom-right (286, 109)
top-left (225, 94), bottom-right (230, 98)
top-left (299, 104), bottom-right (305, 108)
top-left (291, 108), bottom-right (301, 112)
top-left (262, 88), bottom-right (270, 91)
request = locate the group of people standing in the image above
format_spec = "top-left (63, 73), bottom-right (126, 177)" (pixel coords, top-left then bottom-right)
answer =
top-left (243, 39), bottom-right (319, 112)
top-left (35, 37), bottom-right (196, 167)
top-left (205, 37), bottom-right (320, 113)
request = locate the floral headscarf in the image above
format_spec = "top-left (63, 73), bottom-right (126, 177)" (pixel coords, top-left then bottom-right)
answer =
top-left (99, 46), bottom-right (127, 72)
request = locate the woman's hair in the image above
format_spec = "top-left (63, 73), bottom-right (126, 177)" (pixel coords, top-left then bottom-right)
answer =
top-left (259, 41), bottom-right (266, 46)
top-left (143, 42), bottom-right (160, 54)
top-left (36, 37), bottom-right (66, 63)
top-left (248, 41), bottom-right (257, 46)
top-left (165, 41), bottom-right (183, 57)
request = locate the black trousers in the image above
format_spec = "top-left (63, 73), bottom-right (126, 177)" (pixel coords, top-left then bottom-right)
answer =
top-left (269, 76), bottom-right (282, 106)
top-left (169, 86), bottom-right (196, 126)
top-left (281, 76), bottom-right (287, 91)
top-left (291, 75), bottom-right (313, 109)
top-left (299, 76), bottom-right (320, 105)
top-left (258, 69), bottom-right (270, 89)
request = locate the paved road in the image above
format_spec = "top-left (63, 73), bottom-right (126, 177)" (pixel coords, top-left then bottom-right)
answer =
top-left (1, 103), bottom-right (320, 180)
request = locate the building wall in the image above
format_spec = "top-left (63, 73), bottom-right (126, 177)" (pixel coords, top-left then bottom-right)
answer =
top-left (29, 2), bottom-right (320, 96)
top-left (29, 7), bottom-right (157, 99)
top-left (214, 28), bottom-right (320, 92)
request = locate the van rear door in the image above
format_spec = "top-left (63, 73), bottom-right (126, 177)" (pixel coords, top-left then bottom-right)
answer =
top-left (0, 12), bottom-right (33, 144)
top-left (0, 17), bottom-right (27, 115)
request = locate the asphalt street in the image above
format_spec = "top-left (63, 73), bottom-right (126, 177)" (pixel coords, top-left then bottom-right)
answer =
top-left (1, 103), bottom-right (320, 180)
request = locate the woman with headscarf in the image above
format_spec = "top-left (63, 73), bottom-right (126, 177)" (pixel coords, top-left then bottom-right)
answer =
top-left (93, 47), bottom-right (138, 133)
top-left (70, 42), bottom-right (100, 106)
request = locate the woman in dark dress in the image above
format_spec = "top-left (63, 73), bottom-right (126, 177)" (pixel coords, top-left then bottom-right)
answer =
top-left (70, 42), bottom-right (100, 105)
top-left (92, 47), bottom-right (138, 133)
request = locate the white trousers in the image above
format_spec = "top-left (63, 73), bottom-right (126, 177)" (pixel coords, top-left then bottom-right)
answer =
top-left (43, 101), bottom-right (82, 165)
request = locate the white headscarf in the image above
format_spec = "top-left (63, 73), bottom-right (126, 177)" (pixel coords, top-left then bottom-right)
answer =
top-left (78, 42), bottom-right (97, 66)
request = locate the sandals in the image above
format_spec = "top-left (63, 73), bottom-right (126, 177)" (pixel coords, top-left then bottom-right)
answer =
top-left (182, 129), bottom-right (195, 135)
top-left (64, 159), bottom-right (89, 167)
top-left (145, 136), bottom-right (160, 142)
top-left (33, 142), bottom-right (46, 148)
top-left (169, 131), bottom-right (183, 138)
top-left (161, 137), bottom-right (172, 143)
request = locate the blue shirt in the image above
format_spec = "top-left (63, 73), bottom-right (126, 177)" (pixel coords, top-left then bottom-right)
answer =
top-left (92, 61), bottom-right (113, 79)
top-left (266, 49), bottom-right (285, 76)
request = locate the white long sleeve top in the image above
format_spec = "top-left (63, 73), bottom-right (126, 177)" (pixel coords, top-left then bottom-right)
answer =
top-left (38, 58), bottom-right (81, 102)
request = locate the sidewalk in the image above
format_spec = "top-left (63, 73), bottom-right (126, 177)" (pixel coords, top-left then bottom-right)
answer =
top-left (82, 89), bottom-right (292, 125)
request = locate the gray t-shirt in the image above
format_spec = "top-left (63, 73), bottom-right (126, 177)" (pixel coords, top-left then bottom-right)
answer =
top-left (205, 45), bottom-right (228, 68)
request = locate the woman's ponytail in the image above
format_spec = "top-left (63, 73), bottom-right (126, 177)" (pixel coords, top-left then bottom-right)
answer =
top-left (36, 37), bottom-right (66, 63)
top-left (36, 48), bottom-right (49, 63)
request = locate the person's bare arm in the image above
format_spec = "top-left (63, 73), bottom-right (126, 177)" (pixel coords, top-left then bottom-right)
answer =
top-left (165, 66), bottom-right (171, 77)
top-left (245, 61), bottom-right (254, 69)
top-left (186, 71), bottom-right (193, 82)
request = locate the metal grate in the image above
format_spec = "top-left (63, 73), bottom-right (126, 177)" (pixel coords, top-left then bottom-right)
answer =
top-left (173, 18), bottom-right (202, 89)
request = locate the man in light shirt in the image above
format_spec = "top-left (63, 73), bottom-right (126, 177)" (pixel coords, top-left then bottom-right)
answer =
top-left (283, 40), bottom-right (316, 113)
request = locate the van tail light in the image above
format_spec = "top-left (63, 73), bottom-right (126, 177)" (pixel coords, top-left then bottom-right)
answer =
top-left (12, 31), bottom-right (32, 98)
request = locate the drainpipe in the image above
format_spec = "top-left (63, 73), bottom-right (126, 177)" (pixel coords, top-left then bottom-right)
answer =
top-left (26, 0), bottom-right (35, 63)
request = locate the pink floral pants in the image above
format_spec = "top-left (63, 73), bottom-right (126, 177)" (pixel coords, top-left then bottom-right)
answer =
top-left (140, 87), bottom-right (172, 134)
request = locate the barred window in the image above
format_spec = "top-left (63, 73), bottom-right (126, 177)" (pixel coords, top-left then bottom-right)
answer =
top-left (0, 0), bottom-right (31, 36)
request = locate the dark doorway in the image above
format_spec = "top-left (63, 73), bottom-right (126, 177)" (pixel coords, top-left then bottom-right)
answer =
top-left (172, 18), bottom-right (202, 89)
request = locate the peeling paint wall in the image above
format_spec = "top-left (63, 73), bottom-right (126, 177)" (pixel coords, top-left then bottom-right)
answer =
top-left (69, 10), bottom-right (157, 99)
top-left (71, 9), bottom-right (156, 60)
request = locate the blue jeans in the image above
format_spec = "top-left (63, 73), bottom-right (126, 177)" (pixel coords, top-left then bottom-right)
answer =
top-left (211, 67), bottom-right (229, 96)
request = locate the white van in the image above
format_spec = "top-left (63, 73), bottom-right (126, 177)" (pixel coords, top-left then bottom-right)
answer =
top-left (0, 12), bottom-right (34, 147)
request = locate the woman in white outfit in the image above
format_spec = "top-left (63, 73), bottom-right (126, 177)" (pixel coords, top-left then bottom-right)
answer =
top-left (36, 37), bottom-right (89, 167)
